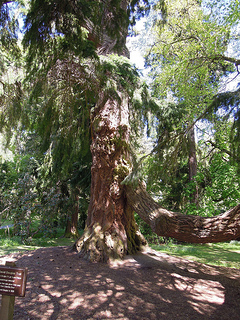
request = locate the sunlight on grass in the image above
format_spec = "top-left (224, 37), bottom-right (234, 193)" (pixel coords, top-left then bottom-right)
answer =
top-left (0, 237), bottom-right (75, 257)
top-left (150, 241), bottom-right (240, 269)
top-left (0, 222), bottom-right (77, 257)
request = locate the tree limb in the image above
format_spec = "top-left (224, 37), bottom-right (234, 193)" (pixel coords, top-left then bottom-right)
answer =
top-left (206, 140), bottom-right (240, 162)
top-left (125, 182), bottom-right (240, 243)
top-left (215, 54), bottom-right (240, 66)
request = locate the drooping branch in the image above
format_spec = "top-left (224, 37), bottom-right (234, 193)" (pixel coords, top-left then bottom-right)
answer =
top-left (215, 54), bottom-right (240, 67)
top-left (206, 140), bottom-right (240, 162)
top-left (125, 182), bottom-right (240, 243)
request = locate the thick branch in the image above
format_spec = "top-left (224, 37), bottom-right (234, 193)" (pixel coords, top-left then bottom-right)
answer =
top-left (206, 140), bottom-right (240, 162)
top-left (216, 54), bottom-right (240, 66)
top-left (125, 182), bottom-right (240, 243)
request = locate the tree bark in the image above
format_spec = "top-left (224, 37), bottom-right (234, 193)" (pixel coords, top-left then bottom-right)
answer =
top-left (125, 181), bottom-right (240, 243)
top-left (74, 93), bottom-right (145, 261)
top-left (64, 191), bottom-right (80, 238)
top-left (74, 0), bottom-right (145, 262)
top-left (188, 126), bottom-right (199, 205)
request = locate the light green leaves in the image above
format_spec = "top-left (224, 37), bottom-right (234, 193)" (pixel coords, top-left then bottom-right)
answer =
top-left (147, 0), bottom-right (231, 119)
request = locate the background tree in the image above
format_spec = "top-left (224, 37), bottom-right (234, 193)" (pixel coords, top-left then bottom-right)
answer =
top-left (142, 0), bottom-right (240, 211)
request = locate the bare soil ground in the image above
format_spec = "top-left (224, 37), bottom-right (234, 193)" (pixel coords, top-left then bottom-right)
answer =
top-left (0, 246), bottom-right (240, 320)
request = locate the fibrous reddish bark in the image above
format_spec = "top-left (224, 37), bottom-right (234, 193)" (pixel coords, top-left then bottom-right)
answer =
top-left (74, 94), bottom-right (145, 262)
top-left (125, 181), bottom-right (240, 243)
top-left (74, 0), bottom-right (146, 262)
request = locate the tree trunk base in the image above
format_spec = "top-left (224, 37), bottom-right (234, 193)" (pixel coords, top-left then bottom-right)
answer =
top-left (74, 222), bottom-right (147, 262)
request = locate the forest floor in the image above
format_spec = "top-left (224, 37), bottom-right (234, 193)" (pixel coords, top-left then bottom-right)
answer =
top-left (0, 245), bottom-right (240, 320)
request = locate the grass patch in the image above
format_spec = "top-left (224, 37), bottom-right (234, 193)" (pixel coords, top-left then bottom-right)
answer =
top-left (150, 241), bottom-right (240, 269)
top-left (0, 221), bottom-right (84, 257)
top-left (0, 236), bottom-right (75, 257)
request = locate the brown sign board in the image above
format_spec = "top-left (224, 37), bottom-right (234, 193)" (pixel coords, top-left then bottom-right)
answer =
top-left (0, 266), bottom-right (27, 297)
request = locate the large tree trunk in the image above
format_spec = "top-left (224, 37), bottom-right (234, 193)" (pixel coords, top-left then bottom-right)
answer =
top-left (74, 93), bottom-right (145, 261)
top-left (74, 0), bottom-right (145, 262)
top-left (126, 181), bottom-right (240, 243)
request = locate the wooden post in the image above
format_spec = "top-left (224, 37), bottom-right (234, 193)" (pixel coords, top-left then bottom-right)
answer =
top-left (0, 262), bottom-right (16, 320)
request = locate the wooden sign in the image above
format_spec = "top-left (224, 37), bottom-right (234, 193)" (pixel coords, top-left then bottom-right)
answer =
top-left (0, 266), bottom-right (27, 297)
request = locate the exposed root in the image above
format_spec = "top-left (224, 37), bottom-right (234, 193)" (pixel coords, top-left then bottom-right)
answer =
top-left (75, 223), bottom-right (126, 262)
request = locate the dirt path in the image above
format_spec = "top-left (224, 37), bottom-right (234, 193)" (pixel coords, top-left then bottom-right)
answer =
top-left (0, 246), bottom-right (240, 320)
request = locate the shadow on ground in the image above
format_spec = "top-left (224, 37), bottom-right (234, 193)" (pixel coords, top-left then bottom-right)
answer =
top-left (0, 246), bottom-right (240, 320)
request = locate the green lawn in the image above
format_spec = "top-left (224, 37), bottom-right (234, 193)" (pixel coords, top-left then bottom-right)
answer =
top-left (0, 222), bottom-right (77, 257)
top-left (0, 236), bottom-right (75, 257)
top-left (150, 241), bottom-right (240, 269)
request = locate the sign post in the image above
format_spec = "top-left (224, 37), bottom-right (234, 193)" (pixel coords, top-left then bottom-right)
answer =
top-left (0, 261), bottom-right (28, 320)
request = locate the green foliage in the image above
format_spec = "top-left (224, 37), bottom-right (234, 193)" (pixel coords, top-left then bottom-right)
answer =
top-left (135, 212), bottom-right (168, 244)
top-left (147, 0), bottom-right (231, 113)
top-left (2, 0), bottom-right (240, 248)
top-left (136, 0), bottom-right (240, 221)
top-left (129, 0), bottom-right (151, 26)
top-left (208, 90), bottom-right (240, 166)
top-left (147, 0), bottom-right (240, 157)
top-left (0, 1), bottom-right (22, 66)
top-left (0, 152), bottom-right (89, 242)
top-left (1, 0), bottom-right (153, 196)
top-left (144, 148), bottom-right (240, 217)
top-left (1, 0), bottom-right (150, 243)
top-left (203, 154), bottom-right (240, 210)
top-left (23, 0), bottom-right (97, 60)
top-left (23, 0), bottom-right (149, 62)
top-left (99, 55), bottom-right (140, 93)
top-left (0, 2), bottom-right (23, 142)
top-left (205, 0), bottom-right (240, 27)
